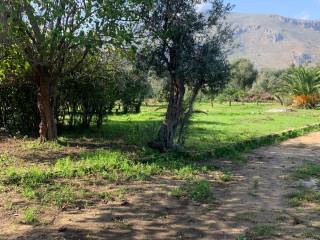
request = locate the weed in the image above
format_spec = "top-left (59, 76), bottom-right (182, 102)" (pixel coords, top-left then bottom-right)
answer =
top-left (114, 187), bottom-right (127, 200)
top-left (171, 180), bottom-right (213, 203)
top-left (235, 212), bottom-right (257, 223)
top-left (21, 186), bottom-right (36, 200)
top-left (248, 224), bottom-right (275, 238)
top-left (54, 150), bottom-right (161, 181)
top-left (4, 166), bottom-right (52, 187)
top-left (23, 140), bottom-right (63, 151)
top-left (0, 153), bottom-right (14, 167)
top-left (41, 184), bottom-right (76, 208)
top-left (303, 231), bottom-right (320, 240)
top-left (99, 191), bottom-right (115, 201)
top-left (220, 172), bottom-right (233, 182)
top-left (171, 187), bottom-right (186, 198)
top-left (288, 189), bottom-right (320, 207)
top-left (175, 166), bottom-right (197, 180)
top-left (188, 180), bottom-right (212, 202)
top-left (22, 207), bottom-right (37, 224)
top-left (248, 176), bottom-right (260, 197)
top-left (292, 163), bottom-right (320, 180)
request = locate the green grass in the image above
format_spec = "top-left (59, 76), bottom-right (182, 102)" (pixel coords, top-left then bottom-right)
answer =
top-left (292, 163), bottom-right (320, 180)
top-left (249, 224), bottom-right (275, 238)
top-left (288, 189), bottom-right (320, 207)
top-left (171, 180), bottom-right (214, 203)
top-left (289, 163), bottom-right (320, 207)
top-left (188, 103), bottom-right (320, 150)
top-left (60, 102), bottom-right (320, 158)
top-left (0, 148), bottom-right (223, 207)
top-left (2, 102), bottom-right (320, 210)
top-left (303, 231), bottom-right (320, 240)
top-left (22, 207), bottom-right (37, 224)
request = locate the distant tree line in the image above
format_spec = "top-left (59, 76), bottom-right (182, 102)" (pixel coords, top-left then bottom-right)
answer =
top-left (214, 58), bottom-right (320, 108)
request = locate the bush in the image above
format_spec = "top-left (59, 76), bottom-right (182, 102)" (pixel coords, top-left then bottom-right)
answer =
top-left (0, 47), bottom-right (39, 135)
top-left (0, 78), bottom-right (39, 135)
top-left (283, 67), bottom-right (320, 108)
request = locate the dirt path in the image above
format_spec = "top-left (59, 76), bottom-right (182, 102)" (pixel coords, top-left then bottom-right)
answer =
top-left (2, 133), bottom-right (320, 240)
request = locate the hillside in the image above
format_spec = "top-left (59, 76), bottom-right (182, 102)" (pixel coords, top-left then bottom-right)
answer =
top-left (226, 13), bottom-right (320, 69)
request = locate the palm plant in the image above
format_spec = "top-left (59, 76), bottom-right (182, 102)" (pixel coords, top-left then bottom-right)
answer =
top-left (282, 67), bottom-right (320, 108)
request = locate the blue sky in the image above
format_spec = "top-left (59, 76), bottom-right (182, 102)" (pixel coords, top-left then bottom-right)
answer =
top-left (198, 0), bottom-right (320, 20)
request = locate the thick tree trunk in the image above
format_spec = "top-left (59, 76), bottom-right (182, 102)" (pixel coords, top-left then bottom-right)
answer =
top-left (177, 85), bottom-right (200, 145)
top-left (149, 73), bottom-right (185, 151)
top-left (35, 66), bottom-right (57, 142)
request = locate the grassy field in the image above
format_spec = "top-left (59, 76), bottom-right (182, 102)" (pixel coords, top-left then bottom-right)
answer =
top-left (1, 102), bottom-right (320, 239)
top-left (62, 102), bottom-right (320, 154)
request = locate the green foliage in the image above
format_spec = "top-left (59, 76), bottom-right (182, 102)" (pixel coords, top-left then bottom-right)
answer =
top-left (252, 69), bottom-right (286, 94)
top-left (249, 224), bottom-right (275, 238)
top-left (4, 166), bottom-right (52, 187)
top-left (288, 189), bottom-right (320, 207)
top-left (229, 58), bottom-right (258, 90)
top-left (41, 184), bottom-right (76, 208)
top-left (57, 52), bottom-right (151, 129)
top-left (171, 180), bottom-right (213, 203)
top-left (62, 103), bottom-right (320, 157)
top-left (292, 163), bottom-right (320, 180)
top-left (0, 46), bottom-right (38, 134)
top-left (282, 67), bottom-right (320, 108)
top-left (0, 0), bottom-right (151, 139)
top-left (53, 150), bottom-right (161, 181)
top-left (220, 172), bottom-right (233, 182)
top-left (143, 0), bottom-right (233, 149)
top-left (283, 67), bottom-right (320, 96)
top-left (303, 231), bottom-right (320, 240)
top-left (22, 207), bottom-right (37, 224)
top-left (118, 69), bottom-right (151, 114)
top-left (217, 87), bottom-right (247, 105)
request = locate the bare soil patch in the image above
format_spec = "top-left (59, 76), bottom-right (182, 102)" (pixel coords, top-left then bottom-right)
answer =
top-left (1, 133), bottom-right (320, 240)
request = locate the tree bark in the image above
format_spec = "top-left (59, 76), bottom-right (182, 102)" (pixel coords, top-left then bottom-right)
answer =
top-left (149, 72), bottom-right (185, 151)
top-left (177, 85), bottom-right (200, 145)
top-left (35, 66), bottom-right (57, 142)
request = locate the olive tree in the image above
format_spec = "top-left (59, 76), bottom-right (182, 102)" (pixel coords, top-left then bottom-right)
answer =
top-left (144, 0), bottom-right (233, 150)
top-left (229, 58), bottom-right (258, 90)
top-left (0, 0), bottom-right (148, 142)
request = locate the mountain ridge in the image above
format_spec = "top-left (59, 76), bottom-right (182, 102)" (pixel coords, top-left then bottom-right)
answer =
top-left (225, 12), bottom-right (320, 69)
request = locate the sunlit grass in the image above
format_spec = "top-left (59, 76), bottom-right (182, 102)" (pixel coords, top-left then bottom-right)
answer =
top-left (61, 103), bottom-right (320, 154)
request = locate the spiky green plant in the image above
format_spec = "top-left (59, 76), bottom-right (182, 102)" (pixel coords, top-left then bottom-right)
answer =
top-left (283, 67), bottom-right (320, 95)
top-left (283, 67), bottom-right (320, 108)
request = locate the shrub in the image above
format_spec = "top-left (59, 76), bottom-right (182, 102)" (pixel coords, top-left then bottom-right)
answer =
top-left (283, 67), bottom-right (320, 108)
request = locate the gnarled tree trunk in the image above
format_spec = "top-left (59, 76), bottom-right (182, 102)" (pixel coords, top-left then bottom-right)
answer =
top-left (35, 66), bottom-right (57, 142)
top-left (149, 72), bottom-right (185, 151)
top-left (177, 84), bottom-right (201, 145)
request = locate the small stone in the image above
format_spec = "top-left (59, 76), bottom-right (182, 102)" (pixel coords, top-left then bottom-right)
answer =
top-left (58, 227), bottom-right (68, 232)
top-left (121, 200), bottom-right (130, 206)
top-left (292, 216), bottom-right (303, 225)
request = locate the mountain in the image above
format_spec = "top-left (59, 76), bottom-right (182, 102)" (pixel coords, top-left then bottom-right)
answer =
top-left (225, 13), bottom-right (320, 69)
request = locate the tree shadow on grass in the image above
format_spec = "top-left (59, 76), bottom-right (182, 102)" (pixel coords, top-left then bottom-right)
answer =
top-left (3, 133), bottom-right (320, 240)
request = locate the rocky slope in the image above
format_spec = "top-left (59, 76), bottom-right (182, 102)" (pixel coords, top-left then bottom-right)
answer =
top-left (226, 13), bottom-right (320, 69)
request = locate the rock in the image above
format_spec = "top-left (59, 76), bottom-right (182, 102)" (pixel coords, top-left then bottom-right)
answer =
top-left (296, 178), bottom-right (319, 190)
top-left (121, 200), bottom-right (130, 206)
top-left (58, 227), bottom-right (68, 232)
